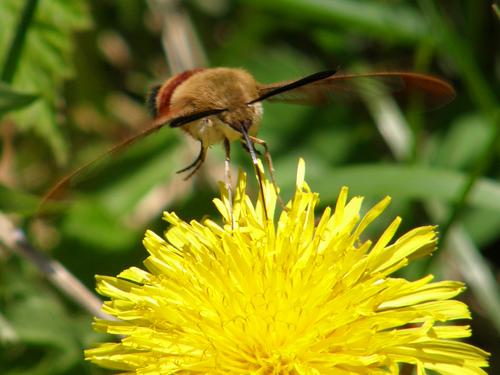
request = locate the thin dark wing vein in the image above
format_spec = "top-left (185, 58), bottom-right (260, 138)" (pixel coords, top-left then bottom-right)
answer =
top-left (169, 108), bottom-right (227, 128)
top-left (258, 72), bottom-right (455, 109)
top-left (249, 70), bottom-right (336, 104)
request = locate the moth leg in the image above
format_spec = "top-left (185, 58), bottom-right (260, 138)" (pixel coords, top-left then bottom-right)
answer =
top-left (177, 140), bottom-right (207, 180)
top-left (240, 140), bottom-right (262, 156)
top-left (239, 125), bottom-right (268, 221)
top-left (223, 138), bottom-right (235, 229)
top-left (176, 139), bottom-right (204, 174)
top-left (248, 135), bottom-right (287, 211)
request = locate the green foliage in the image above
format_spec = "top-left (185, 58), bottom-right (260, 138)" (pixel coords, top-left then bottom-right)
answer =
top-left (240, 0), bottom-right (428, 43)
top-left (0, 82), bottom-right (37, 115)
top-left (0, 184), bottom-right (39, 214)
top-left (0, 0), bottom-right (498, 373)
top-left (0, 0), bottom-right (91, 164)
top-left (0, 261), bottom-right (100, 375)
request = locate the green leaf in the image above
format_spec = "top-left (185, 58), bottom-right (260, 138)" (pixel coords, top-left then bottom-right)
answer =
top-left (0, 184), bottom-right (40, 215)
top-left (0, 0), bottom-right (92, 165)
top-left (62, 198), bottom-right (139, 252)
top-left (463, 207), bottom-right (500, 247)
top-left (64, 127), bottom-right (183, 217)
top-left (431, 113), bottom-right (493, 170)
top-left (0, 269), bottom-right (83, 375)
top-left (239, 0), bottom-right (427, 43)
top-left (0, 82), bottom-right (37, 115)
top-left (277, 160), bottom-right (500, 212)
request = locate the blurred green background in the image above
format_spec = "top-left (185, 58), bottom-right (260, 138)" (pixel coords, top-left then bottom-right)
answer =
top-left (0, 0), bottom-right (499, 374)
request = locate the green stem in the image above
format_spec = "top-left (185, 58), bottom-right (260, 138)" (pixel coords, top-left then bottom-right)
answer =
top-left (1, 0), bottom-right (39, 83)
top-left (439, 111), bottom-right (500, 240)
top-left (419, 0), bottom-right (499, 243)
top-left (408, 41), bottom-right (434, 162)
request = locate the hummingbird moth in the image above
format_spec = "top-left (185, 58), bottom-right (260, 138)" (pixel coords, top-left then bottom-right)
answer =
top-left (42, 67), bottom-right (455, 217)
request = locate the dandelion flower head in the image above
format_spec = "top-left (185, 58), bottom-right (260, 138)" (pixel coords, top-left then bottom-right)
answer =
top-left (85, 159), bottom-right (489, 374)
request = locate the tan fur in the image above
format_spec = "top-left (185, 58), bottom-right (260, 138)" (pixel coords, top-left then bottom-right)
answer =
top-left (170, 68), bottom-right (263, 146)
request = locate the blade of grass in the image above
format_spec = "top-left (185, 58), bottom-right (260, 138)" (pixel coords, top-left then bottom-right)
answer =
top-left (440, 114), bottom-right (500, 240)
top-left (0, 214), bottom-right (111, 320)
top-left (240, 0), bottom-right (427, 43)
top-left (419, 0), bottom-right (500, 243)
top-left (0, 82), bottom-right (37, 114)
top-left (299, 164), bottom-right (500, 212)
top-left (426, 201), bottom-right (500, 333)
top-left (419, 1), bottom-right (497, 113)
top-left (357, 53), bottom-right (500, 334)
top-left (1, 0), bottom-right (39, 83)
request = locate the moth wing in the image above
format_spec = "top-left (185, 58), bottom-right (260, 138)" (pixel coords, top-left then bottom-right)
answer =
top-left (39, 104), bottom-right (190, 210)
top-left (257, 72), bottom-right (455, 109)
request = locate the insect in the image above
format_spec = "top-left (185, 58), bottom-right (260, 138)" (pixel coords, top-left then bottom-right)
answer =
top-left (42, 67), bottom-right (455, 218)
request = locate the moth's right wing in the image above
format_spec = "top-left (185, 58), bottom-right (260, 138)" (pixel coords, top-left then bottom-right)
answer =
top-left (39, 105), bottom-right (225, 209)
top-left (255, 71), bottom-right (455, 110)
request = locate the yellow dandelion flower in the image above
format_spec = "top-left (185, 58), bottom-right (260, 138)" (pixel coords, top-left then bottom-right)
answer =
top-left (85, 159), bottom-right (489, 374)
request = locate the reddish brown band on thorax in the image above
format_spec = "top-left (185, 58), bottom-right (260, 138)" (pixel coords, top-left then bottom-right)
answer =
top-left (156, 68), bottom-right (204, 117)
